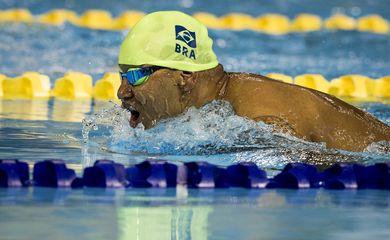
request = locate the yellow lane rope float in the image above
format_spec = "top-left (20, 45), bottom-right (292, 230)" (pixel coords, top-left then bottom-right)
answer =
top-left (1, 71), bottom-right (390, 100)
top-left (0, 9), bottom-right (389, 34)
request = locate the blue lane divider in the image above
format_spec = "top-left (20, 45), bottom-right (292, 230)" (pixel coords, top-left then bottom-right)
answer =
top-left (319, 163), bottom-right (390, 189)
top-left (320, 164), bottom-right (358, 189)
top-left (126, 160), bottom-right (177, 188)
top-left (227, 162), bottom-right (268, 188)
top-left (268, 163), bottom-right (320, 189)
top-left (1, 159), bottom-right (390, 190)
top-left (83, 160), bottom-right (126, 188)
top-left (354, 163), bottom-right (390, 189)
top-left (177, 162), bottom-right (229, 188)
top-left (0, 159), bottom-right (29, 187)
top-left (33, 159), bottom-right (76, 187)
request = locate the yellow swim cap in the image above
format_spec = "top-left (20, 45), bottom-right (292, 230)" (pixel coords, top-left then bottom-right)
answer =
top-left (118, 11), bottom-right (219, 72)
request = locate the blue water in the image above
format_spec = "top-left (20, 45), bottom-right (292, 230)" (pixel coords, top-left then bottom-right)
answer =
top-left (1, 22), bottom-right (390, 80)
top-left (1, 0), bottom-right (390, 239)
top-left (2, 0), bottom-right (390, 19)
top-left (1, 188), bottom-right (390, 240)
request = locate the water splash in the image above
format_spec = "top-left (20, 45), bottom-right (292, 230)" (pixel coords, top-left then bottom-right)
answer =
top-left (81, 101), bottom-right (130, 142)
top-left (82, 100), bottom-right (390, 169)
top-left (365, 141), bottom-right (390, 155)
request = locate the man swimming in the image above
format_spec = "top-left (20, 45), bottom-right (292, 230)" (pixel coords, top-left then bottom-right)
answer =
top-left (117, 11), bottom-right (390, 152)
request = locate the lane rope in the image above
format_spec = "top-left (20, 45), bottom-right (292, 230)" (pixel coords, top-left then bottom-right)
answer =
top-left (0, 9), bottom-right (389, 34)
top-left (1, 159), bottom-right (390, 190)
top-left (1, 72), bottom-right (390, 100)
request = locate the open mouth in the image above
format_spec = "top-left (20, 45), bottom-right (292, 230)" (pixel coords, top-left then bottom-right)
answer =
top-left (129, 110), bottom-right (141, 128)
top-left (122, 101), bottom-right (141, 128)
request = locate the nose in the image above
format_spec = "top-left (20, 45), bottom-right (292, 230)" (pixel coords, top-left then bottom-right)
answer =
top-left (117, 78), bottom-right (134, 100)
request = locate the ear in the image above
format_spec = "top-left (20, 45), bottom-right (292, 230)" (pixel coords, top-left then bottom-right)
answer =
top-left (178, 71), bottom-right (197, 93)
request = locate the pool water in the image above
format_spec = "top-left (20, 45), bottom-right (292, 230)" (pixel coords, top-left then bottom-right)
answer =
top-left (1, 188), bottom-right (390, 240)
top-left (1, 0), bottom-right (390, 239)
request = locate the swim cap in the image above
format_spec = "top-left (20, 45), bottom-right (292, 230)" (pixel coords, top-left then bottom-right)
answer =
top-left (118, 11), bottom-right (219, 72)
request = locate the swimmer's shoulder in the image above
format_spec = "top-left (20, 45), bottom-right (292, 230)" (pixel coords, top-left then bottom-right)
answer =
top-left (227, 71), bottom-right (292, 85)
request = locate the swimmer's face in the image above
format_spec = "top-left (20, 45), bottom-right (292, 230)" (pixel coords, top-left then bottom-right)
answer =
top-left (117, 65), bottom-right (185, 129)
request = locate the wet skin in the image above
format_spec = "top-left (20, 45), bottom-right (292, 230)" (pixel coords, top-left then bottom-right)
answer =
top-left (118, 64), bottom-right (390, 152)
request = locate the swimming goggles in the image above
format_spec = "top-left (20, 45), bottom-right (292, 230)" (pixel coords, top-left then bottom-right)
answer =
top-left (120, 67), bottom-right (157, 86)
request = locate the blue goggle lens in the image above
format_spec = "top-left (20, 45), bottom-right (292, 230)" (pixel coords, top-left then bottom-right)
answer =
top-left (120, 68), bottom-right (155, 86)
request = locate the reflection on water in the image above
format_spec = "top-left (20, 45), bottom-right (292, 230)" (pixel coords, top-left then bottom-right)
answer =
top-left (0, 188), bottom-right (390, 240)
top-left (0, 99), bottom-right (125, 163)
top-left (118, 206), bottom-right (211, 240)
top-left (0, 99), bottom-right (110, 122)
top-left (52, 99), bottom-right (92, 122)
top-left (0, 100), bottom-right (49, 121)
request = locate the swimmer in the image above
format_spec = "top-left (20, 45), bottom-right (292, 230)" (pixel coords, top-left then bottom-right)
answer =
top-left (117, 11), bottom-right (390, 152)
